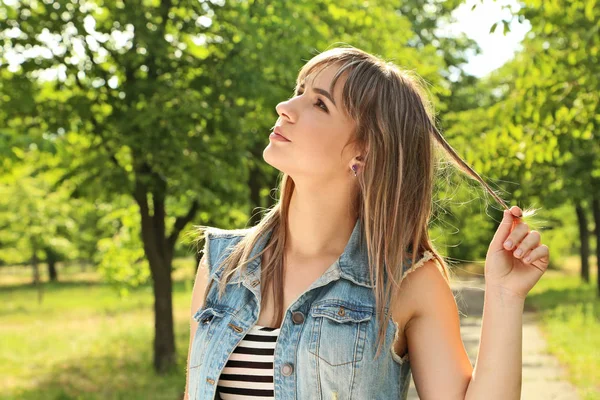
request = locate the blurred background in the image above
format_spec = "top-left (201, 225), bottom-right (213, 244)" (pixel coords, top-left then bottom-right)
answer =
top-left (0, 0), bottom-right (598, 399)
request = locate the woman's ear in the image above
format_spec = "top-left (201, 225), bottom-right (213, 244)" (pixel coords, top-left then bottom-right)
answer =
top-left (349, 155), bottom-right (365, 175)
top-left (355, 155), bottom-right (365, 167)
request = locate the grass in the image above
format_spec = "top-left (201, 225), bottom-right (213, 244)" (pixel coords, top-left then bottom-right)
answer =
top-left (1, 255), bottom-right (599, 399)
top-left (0, 259), bottom-right (197, 400)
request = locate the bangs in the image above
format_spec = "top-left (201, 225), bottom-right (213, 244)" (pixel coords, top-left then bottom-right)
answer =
top-left (295, 55), bottom-right (355, 117)
top-left (294, 48), bottom-right (389, 121)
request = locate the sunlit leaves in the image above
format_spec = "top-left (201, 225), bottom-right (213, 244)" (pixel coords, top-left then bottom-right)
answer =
top-left (445, 0), bottom-right (598, 222)
top-left (96, 203), bottom-right (151, 297)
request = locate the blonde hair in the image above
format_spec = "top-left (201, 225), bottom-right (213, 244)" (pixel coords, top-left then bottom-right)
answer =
top-left (193, 45), bottom-right (520, 360)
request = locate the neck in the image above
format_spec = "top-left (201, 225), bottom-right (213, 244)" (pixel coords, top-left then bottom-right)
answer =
top-left (285, 182), bottom-right (357, 260)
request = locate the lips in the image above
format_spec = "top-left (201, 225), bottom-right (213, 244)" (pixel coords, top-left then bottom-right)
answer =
top-left (274, 127), bottom-right (291, 142)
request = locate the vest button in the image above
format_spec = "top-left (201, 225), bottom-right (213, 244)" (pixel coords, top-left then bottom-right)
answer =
top-left (291, 311), bottom-right (305, 324)
top-left (281, 363), bottom-right (294, 376)
top-left (228, 323), bottom-right (244, 333)
top-left (206, 378), bottom-right (215, 385)
top-left (338, 306), bottom-right (345, 316)
top-left (250, 279), bottom-right (260, 287)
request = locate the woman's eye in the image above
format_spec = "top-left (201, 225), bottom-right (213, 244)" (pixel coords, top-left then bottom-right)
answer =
top-left (294, 90), bottom-right (328, 112)
top-left (315, 98), bottom-right (328, 112)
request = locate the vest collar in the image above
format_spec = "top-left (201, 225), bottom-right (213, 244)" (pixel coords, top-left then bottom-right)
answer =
top-left (228, 218), bottom-right (373, 288)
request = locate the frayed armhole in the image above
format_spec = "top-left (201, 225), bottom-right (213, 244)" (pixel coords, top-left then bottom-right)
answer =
top-left (390, 250), bottom-right (437, 365)
top-left (390, 318), bottom-right (410, 366)
top-left (400, 250), bottom-right (436, 281)
top-left (199, 229), bottom-right (211, 271)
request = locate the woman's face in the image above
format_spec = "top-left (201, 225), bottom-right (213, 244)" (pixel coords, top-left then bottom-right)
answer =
top-left (263, 63), bottom-right (359, 182)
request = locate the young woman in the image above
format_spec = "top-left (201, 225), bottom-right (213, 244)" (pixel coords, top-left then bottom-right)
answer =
top-left (184, 46), bottom-right (549, 400)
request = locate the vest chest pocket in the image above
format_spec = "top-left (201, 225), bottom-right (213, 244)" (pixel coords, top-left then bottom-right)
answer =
top-left (308, 300), bottom-right (373, 366)
top-left (189, 305), bottom-right (227, 369)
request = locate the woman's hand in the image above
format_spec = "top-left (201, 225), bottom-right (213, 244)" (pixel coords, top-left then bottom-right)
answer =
top-left (485, 205), bottom-right (550, 300)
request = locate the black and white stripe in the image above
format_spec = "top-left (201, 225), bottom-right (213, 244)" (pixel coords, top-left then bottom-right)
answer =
top-left (216, 324), bottom-right (280, 399)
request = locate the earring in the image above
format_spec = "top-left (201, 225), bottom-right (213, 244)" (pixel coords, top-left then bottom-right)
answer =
top-left (351, 164), bottom-right (358, 177)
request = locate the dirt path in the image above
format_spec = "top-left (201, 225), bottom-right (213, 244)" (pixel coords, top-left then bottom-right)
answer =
top-left (406, 277), bottom-right (580, 399)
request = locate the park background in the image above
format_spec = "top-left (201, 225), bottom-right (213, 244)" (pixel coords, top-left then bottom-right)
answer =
top-left (0, 0), bottom-right (598, 399)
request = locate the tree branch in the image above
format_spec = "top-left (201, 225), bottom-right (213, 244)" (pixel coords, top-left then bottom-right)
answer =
top-left (167, 199), bottom-right (200, 251)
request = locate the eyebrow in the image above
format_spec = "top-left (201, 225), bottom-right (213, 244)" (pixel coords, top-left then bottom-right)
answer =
top-left (298, 82), bottom-right (337, 108)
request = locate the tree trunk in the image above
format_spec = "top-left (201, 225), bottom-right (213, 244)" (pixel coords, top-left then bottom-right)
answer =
top-left (151, 255), bottom-right (176, 373)
top-left (45, 247), bottom-right (58, 282)
top-left (591, 195), bottom-right (600, 297)
top-left (134, 169), bottom-right (199, 373)
top-left (136, 187), bottom-right (176, 372)
top-left (575, 201), bottom-right (590, 283)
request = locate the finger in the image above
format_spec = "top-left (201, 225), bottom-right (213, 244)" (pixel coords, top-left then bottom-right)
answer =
top-left (523, 244), bottom-right (550, 265)
top-left (503, 221), bottom-right (530, 251)
top-left (512, 230), bottom-right (541, 259)
top-left (509, 205), bottom-right (523, 218)
top-left (492, 209), bottom-right (518, 248)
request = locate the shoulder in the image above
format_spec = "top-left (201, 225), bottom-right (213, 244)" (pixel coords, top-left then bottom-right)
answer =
top-left (391, 253), bottom-right (472, 397)
top-left (392, 251), bottom-right (453, 324)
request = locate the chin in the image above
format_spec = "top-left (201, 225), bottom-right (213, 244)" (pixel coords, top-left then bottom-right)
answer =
top-left (263, 147), bottom-right (289, 174)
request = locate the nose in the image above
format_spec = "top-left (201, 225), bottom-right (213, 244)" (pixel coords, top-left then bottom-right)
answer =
top-left (276, 98), bottom-right (296, 123)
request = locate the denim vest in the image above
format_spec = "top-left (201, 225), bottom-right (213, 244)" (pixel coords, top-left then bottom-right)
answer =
top-left (188, 219), bottom-right (421, 399)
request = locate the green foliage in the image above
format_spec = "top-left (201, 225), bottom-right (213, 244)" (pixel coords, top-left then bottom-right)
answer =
top-left (0, 0), bottom-right (461, 268)
top-left (438, 0), bottom-right (599, 266)
top-left (95, 202), bottom-right (151, 297)
top-left (0, 156), bottom-right (78, 265)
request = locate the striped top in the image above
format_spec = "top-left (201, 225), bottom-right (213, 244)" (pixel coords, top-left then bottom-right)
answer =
top-left (216, 324), bottom-right (280, 399)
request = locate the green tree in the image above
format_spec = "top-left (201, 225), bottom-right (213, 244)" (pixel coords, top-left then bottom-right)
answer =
top-left (444, 0), bottom-right (599, 293)
top-left (1, 0), bottom-right (458, 372)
